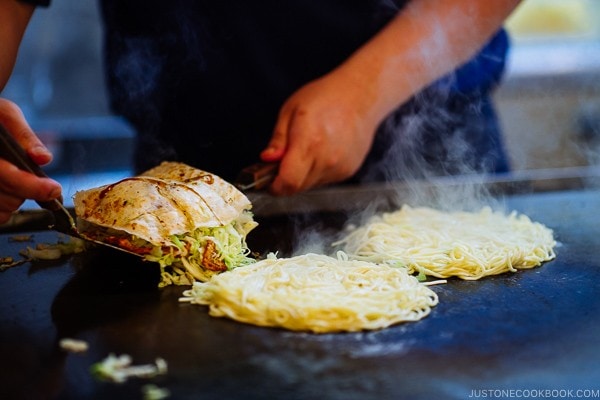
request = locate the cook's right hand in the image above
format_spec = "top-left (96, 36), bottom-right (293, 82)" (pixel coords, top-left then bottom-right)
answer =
top-left (0, 98), bottom-right (61, 224)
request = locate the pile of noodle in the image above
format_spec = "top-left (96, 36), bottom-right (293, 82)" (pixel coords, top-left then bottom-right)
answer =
top-left (180, 252), bottom-right (438, 333)
top-left (334, 205), bottom-right (556, 280)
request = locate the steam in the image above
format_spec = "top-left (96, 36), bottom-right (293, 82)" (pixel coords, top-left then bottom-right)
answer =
top-left (277, 79), bottom-right (512, 257)
top-left (111, 38), bottom-right (165, 111)
top-left (357, 77), bottom-right (508, 213)
top-left (108, 6), bottom-right (213, 173)
top-left (291, 228), bottom-right (331, 257)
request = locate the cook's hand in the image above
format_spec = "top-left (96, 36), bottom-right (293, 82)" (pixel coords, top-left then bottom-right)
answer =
top-left (0, 98), bottom-right (61, 224)
top-left (260, 70), bottom-right (380, 196)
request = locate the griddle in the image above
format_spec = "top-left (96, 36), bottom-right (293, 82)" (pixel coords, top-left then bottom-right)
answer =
top-left (1, 187), bottom-right (599, 400)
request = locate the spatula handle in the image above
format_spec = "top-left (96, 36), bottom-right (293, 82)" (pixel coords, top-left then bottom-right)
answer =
top-left (235, 162), bottom-right (278, 191)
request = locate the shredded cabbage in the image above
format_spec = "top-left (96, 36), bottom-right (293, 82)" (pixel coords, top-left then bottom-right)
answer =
top-left (90, 354), bottom-right (167, 383)
top-left (142, 384), bottom-right (171, 400)
top-left (19, 237), bottom-right (86, 261)
top-left (144, 211), bottom-right (257, 287)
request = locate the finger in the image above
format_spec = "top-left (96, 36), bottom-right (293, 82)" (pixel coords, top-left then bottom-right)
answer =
top-left (260, 103), bottom-right (294, 162)
top-left (0, 159), bottom-right (62, 202)
top-left (269, 132), bottom-right (316, 195)
top-left (275, 146), bottom-right (357, 195)
top-left (0, 98), bottom-right (52, 165)
top-left (270, 156), bottom-right (314, 196)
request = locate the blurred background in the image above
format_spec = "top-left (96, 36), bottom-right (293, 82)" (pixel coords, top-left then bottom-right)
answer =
top-left (2, 0), bottom-right (600, 205)
top-left (497, 0), bottom-right (600, 171)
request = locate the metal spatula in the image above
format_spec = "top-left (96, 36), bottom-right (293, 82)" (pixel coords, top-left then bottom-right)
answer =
top-left (0, 123), bottom-right (140, 257)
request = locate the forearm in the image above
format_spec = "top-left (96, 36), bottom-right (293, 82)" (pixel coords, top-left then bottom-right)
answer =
top-left (336, 0), bottom-right (521, 125)
top-left (0, 0), bottom-right (35, 91)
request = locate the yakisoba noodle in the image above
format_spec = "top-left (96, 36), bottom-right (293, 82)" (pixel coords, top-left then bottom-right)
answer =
top-left (180, 252), bottom-right (439, 333)
top-left (334, 205), bottom-right (556, 280)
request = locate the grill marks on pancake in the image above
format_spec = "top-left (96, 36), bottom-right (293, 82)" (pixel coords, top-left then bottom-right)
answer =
top-left (155, 181), bottom-right (226, 228)
top-left (95, 176), bottom-right (226, 230)
top-left (91, 177), bottom-right (168, 226)
top-left (97, 177), bottom-right (151, 200)
top-left (183, 173), bottom-right (214, 185)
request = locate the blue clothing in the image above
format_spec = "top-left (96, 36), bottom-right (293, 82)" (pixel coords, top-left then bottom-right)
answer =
top-left (438, 29), bottom-right (509, 95)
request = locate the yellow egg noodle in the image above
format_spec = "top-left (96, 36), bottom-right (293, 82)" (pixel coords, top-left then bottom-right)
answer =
top-left (180, 252), bottom-right (439, 333)
top-left (333, 205), bottom-right (556, 280)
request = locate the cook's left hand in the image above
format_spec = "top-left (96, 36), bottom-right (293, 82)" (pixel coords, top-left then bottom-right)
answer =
top-left (260, 70), bottom-right (380, 196)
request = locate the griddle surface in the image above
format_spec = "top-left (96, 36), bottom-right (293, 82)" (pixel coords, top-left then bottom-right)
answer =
top-left (1, 190), bottom-right (599, 399)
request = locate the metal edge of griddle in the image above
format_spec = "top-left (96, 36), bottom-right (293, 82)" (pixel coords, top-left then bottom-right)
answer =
top-left (247, 165), bottom-right (600, 216)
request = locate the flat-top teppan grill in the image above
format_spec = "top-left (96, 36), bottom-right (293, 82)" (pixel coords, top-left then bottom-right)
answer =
top-left (0, 179), bottom-right (599, 399)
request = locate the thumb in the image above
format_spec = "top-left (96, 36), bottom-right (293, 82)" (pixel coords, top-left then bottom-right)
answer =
top-left (260, 141), bottom-right (285, 163)
top-left (260, 108), bottom-right (292, 162)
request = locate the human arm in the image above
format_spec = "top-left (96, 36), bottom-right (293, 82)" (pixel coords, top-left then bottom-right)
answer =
top-left (0, 0), bottom-right (61, 223)
top-left (261, 0), bottom-right (522, 195)
top-left (0, 0), bottom-right (34, 89)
